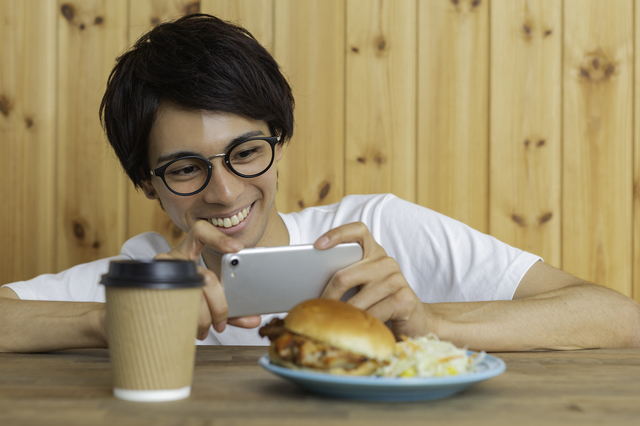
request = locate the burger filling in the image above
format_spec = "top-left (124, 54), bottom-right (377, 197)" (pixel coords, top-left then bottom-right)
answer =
top-left (259, 318), bottom-right (383, 374)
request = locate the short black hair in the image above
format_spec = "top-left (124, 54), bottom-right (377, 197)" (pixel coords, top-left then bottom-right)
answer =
top-left (100, 13), bottom-right (294, 188)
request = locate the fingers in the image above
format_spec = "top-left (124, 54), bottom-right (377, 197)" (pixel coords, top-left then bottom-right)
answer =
top-left (314, 222), bottom-right (382, 257)
top-left (317, 222), bottom-right (392, 302)
top-left (228, 316), bottom-right (262, 328)
top-left (198, 265), bottom-right (229, 333)
top-left (315, 222), bottom-right (431, 338)
top-left (156, 221), bottom-right (244, 340)
top-left (196, 265), bottom-right (262, 339)
top-left (164, 220), bottom-right (243, 262)
top-left (321, 255), bottom-right (403, 307)
top-left (326, 258), bottom-right (429, 338)
top-left (196, 294), bottom-right (213, 340)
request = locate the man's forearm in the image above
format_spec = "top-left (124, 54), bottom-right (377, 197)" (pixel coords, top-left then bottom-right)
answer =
top-left (430, 284), bottom-right (640, 352)
top-left (0, 298), bottom-right (107, 353)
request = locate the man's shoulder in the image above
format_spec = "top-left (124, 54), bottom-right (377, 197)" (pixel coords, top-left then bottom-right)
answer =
top-left (120, 232), bottom-right (172, 259)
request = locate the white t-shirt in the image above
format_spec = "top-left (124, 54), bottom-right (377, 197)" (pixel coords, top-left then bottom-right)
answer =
top-left (3, 194), bottom-right (540, 346)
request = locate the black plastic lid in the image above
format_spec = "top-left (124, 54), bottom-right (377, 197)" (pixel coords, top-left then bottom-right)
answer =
top-left (100, 259), bottom-right (204, 289)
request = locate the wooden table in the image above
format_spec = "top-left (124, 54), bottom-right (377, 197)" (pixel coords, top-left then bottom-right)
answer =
top-left (1, 347), bottom-right (639, 425)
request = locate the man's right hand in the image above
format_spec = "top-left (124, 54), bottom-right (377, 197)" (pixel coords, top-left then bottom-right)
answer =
top-left (154, 220), bottom-right (261, 340)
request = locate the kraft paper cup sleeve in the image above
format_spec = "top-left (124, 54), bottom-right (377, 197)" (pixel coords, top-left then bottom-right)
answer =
top-left (101, 259), bottom-right (204, 402)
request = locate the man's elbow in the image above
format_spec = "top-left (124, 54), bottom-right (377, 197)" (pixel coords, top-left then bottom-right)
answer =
top-left (618, 299), bottom-right (640, 349)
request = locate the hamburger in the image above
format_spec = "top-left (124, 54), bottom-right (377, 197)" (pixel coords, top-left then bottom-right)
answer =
top-left (259, 298), bottom-right (396, 375)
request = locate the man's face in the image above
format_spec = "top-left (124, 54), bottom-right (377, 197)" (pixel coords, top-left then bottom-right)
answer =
top-left (144, 104), bottom-right (283, 249)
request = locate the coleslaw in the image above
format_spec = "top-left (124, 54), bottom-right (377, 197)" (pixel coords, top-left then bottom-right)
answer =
top-left (377, 333), bottom-right (485, 378)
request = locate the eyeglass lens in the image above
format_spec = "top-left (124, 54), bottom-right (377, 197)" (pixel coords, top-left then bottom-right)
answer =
top-left (163, 138), bottom-right (273, 195)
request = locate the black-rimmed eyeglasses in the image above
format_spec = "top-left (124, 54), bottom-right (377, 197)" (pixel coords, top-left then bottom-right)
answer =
top-left (150, 136), bottom-right (280, 196)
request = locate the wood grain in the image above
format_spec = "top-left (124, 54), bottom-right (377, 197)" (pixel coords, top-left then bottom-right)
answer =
top-left (635, 0), bottom-right (640, 306)
top-left (562, 0), bottom-right (633, 295)
top-left (274, 0), bottom-right (345, 213)
top-left (418, 0), bottom-right (489, 232)
top-left (0, 0), bottom-right (57, 282)
top-left (202, 0), bottom-right (274, 51)
top-left (56, 0), bottom-right (129, 270)
top-left (490, 0), bottom-right (562, 266)
top-left (1, 347), bottom-right (640, 426)
top-left (345, 0), bottom-right (416, 202)
top-left (128, 0), bottom-right (199, 43)
top-left (1, 0), bottom-right (640, 309)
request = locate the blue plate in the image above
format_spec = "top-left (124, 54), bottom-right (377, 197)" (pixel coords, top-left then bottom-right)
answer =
top-left (259, 352), bottom-right (506, 402)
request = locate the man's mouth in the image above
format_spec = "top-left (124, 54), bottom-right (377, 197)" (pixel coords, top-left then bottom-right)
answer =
top-left (207, 204), bottom-right (252, 229)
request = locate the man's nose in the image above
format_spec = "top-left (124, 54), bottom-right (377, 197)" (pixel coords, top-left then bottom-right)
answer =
top-left (201, 158), bottom-right (244, 204)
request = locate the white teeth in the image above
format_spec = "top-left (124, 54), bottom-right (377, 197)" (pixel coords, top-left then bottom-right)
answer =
top-left (209, 205), bottom-right (252, 228)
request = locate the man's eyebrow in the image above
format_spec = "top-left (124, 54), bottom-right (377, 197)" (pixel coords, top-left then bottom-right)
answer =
top-left (154, 130), bottom-right (266, 165)
top-left (155, 151), bottom-right (199, 165)
top-left (222, 130), bottom-right (265, 152)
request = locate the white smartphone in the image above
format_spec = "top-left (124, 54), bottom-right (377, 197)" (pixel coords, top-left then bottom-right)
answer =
top-left (221, 243), bottom-right (363, 317)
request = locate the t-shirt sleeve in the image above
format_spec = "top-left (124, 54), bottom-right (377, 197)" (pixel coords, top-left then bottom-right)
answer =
top-left (1, 256), bottom-right (124, 303)
top-left (369, 195), bottom-right (541, 302)
top-left (1, 232), bottom-right (172, 303)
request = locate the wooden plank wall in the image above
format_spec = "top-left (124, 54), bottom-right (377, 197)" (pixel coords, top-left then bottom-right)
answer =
top-left (1, 0), bottom-right (639, 305)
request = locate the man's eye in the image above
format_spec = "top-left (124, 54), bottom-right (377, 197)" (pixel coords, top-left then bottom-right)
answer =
top-left (235, 148), bottom-right (257, 160)
top-left (167, 165), bottom-right (197, 176)
top-left (173, 166), bottom-right (197, 175)
top-left (165, 160), bottom-right (207, 179)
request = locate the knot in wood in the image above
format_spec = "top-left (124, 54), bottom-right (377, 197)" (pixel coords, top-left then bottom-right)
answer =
top-left (0, 95), bottom-right (12, 117)
top-left (538, 212), bottom-right (553, 225)
top-left (511, 214), bottom-right (526, 227)
top-left (579, 50), bottom-right (616, 83)
top-left (183, 1), bottom-right (200, 15)
top-left (318, 182), bottom-right (331, 200)
top-left (451, 0), bottom-right (481, 13)
top-left (373, 152), bottom-right (387, 166)
top-left (72, 221), bottom-right (86, 240)
top-left (60, 4), bottom-right (75, 22)
top-left (375, 36), bottom-right (387, 53)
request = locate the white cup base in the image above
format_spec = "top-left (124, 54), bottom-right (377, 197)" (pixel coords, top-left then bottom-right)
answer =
top-left (113, 386), bottom-right (191, 402)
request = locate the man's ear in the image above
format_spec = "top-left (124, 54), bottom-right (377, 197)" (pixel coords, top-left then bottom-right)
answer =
top-left (275, 142), bottom-right (284, 162)
top-left (140, 180), bottom-right (159, 200)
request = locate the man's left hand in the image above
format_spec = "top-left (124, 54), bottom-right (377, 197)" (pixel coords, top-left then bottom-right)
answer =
top-left (315, 222), bottom-right (434, 339)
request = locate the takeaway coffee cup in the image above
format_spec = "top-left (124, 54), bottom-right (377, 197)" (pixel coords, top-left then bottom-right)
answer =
top-left (101, 259), bottom-right (204, 402)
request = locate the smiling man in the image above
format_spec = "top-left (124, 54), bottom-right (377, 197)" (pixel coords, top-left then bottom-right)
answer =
top-left (1, 14), bottom-right (639, 353)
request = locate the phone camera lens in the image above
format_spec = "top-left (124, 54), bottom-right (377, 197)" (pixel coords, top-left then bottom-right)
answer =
top-left (230, 258), bottom-right (239, 266)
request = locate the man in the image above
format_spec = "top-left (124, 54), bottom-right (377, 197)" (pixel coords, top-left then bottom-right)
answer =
top-left (1, 14), bottom-right (639, 353)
